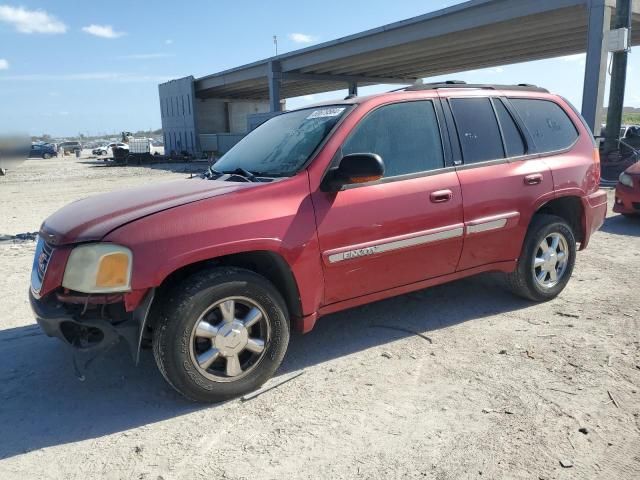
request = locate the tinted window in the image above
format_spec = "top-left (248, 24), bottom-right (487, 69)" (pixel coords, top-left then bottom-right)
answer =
top-left (510, 98), bottom-right (578, 152)
top-left (493, 99), bottom-right (525, 157)
top-left (342, 101), bottom-right (444, 177)
top-left (450, 98), bottom-right (504, 164)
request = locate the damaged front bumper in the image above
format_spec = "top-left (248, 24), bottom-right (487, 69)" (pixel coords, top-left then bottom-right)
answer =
top-left (29, 289), bottom-right (155, 376)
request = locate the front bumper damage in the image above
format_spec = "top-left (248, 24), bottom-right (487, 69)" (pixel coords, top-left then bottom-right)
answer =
top-left (29, 289), bottom-right (154, 378)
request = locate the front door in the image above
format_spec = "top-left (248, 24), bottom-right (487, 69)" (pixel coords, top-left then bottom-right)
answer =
top-left (311, 99), bottom-right (464, 305)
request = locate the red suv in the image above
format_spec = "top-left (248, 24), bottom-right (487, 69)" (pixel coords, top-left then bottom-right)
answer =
top-left (30, 82), bottom-right (607, 401)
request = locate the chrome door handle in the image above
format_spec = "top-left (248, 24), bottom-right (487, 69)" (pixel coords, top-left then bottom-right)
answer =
top-left (430, 189), bottom-right (453, 203)
top-left (524, 173), bottom-right (543, 185)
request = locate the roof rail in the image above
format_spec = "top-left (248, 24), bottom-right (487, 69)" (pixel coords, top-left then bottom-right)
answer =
top-left (402, 81), bottom-right (548, 93)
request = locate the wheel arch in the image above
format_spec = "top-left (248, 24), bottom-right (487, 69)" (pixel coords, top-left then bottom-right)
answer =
top-left (153, 250), bottom-right (303, 322)
top-left (534, 195), bottom-right (584, 244)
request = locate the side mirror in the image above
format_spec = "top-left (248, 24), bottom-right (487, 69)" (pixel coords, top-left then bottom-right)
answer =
top-left (321, 153), bottom-right (385, 192)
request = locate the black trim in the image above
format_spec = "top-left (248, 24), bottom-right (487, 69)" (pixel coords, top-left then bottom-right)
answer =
top-left (491, 97), bottom-right (529, 156)
top-left (341, 166), bottom-right (457, 190)
top-left (440, 98), bottom-right (463, 166)
top-left (454, 158), bottom-right (510, 171)
top-left (433, 99), bottom-right (454, 168)
top-left (499, 97), bottom-right (535, 154)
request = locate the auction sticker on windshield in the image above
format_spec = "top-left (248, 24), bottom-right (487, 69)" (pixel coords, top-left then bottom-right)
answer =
top-left (306, 107), bottom-right (346, 119)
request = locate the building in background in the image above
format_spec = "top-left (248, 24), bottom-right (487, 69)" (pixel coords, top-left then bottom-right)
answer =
top-left (159, 76), bottom-right (273, 157)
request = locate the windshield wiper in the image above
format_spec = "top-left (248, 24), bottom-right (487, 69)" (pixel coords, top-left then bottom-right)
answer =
top-left (204, 165), bottom-right (282, 182)
top-left (218, 167), bottom-right (260, 182)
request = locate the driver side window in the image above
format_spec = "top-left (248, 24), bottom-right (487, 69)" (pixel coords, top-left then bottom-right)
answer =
top-left (342, 101), bottom-right (444, 178)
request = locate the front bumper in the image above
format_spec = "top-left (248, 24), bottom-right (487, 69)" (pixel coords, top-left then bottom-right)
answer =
top-left (613, 183), bottom-right (640, 215)
top-left (29, 289), bottom-right (154, 364)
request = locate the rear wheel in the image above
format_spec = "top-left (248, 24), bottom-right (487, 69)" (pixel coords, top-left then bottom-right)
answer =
top-left (152, 267), bottom-right (290, 402)
top-left (506, 214), bottom-right (576, 302)
top-left (43, 153), bottom-right (51, 159)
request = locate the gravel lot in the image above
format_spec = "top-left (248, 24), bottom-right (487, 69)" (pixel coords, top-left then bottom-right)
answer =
top-left (1, 157), bottom-right (639, 480)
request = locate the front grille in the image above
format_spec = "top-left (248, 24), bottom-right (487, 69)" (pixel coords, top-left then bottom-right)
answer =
top-left (37, 241), bottom-right (53, 281)
top-left (31, 237), bottom-right (54, 295)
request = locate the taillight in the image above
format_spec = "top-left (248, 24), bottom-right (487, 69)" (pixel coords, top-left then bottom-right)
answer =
top-left (593, 148), bottom-right (601, 185)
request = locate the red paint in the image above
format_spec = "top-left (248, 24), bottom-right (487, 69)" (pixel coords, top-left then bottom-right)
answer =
top-left (38, 88), bottom-right (606, 326)
top-left (613, 162), bottom-right (640, 216)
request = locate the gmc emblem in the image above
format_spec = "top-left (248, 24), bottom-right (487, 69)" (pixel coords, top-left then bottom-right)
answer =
top-left (343, 247), bottom-right (376, 260)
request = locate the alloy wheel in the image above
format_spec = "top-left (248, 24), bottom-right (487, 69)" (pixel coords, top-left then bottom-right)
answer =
top-left (532, 232), bottom-right (569, 289)
top-left (188, 296), bottom-right (270, 382)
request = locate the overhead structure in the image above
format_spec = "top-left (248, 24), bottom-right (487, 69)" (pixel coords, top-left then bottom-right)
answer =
top-left (160, 0), bottom-right (640, 155)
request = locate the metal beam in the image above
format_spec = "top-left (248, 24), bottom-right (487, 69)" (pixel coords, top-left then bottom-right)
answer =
top-left (282, 72), bottom-right (416, 84)
top-left (582, 0), bottom-right (612, 132)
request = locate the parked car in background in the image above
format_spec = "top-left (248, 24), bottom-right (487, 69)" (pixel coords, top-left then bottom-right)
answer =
top-left (93, 142), bottom-right (128, 156)
top-left (614, 162), bottom-right (640, 217)
top-left (59, 141), bottom-right (82, 154)
top-left (29, 143), bottom-right (57, 159)
top-left (29, 82), bottom-right (606, 402)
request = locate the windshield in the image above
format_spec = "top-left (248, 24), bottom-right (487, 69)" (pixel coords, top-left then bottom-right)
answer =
top-left (213, 106), bottom-right (348, 177)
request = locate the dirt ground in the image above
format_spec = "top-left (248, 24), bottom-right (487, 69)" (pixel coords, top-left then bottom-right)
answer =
top-left (0, 156), bottom-right (639, 480)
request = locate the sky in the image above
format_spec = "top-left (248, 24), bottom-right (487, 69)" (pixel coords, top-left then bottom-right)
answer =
top-left (0, 0), bottom-right (638, 137)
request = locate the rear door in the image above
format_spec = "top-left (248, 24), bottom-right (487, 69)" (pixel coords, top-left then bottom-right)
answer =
top-left (443, 94), bottom-right (554, 270)
top-left (311, 99), bottom-right (464, 304)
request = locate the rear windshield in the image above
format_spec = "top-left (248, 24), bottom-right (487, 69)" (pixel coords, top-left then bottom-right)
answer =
top-left (214, 106), bottom-right (348, 177)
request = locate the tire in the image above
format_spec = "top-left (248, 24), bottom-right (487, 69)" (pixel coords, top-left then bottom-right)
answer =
top-left (152, 267), bottom-right (290, 402)
top-left (43, 153), bottom-right (51, 159)
top-left (506, 214), bottom-right (576, 302)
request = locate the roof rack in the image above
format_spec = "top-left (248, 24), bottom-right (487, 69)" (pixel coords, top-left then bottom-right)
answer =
top-left (403, 80), bottom-right (549, 93)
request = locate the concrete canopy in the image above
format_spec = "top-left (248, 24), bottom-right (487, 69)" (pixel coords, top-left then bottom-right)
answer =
top-left (195, 0), bottom-right (640, 103)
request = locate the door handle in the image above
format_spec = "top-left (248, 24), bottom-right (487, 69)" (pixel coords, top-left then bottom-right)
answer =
top-left (524, 173), bottom-right (543, 185)
top-left (430, 189), bottom-right (453, 203)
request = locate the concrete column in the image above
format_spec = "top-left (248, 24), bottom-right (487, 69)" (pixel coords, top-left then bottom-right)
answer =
top-left (582, 0), bottom-right (612, 133)
top-left (268, 61), bottom-right (282, 112)
top-left (603, 0), bottom-right (632, 153)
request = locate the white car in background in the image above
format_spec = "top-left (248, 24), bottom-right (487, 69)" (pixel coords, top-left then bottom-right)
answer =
top-left (93, 142), bottom-right (129, 156)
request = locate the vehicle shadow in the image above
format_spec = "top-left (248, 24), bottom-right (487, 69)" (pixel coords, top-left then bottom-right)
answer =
top-left (0, 274), bottom-right (530, 459)
top-left (599, 213), bottom-right (640, 237)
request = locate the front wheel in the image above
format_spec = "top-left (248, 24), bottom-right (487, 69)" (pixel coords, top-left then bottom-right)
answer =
top-left (506, 214), bottom-right (576, 302)
top-left (43, 153), bottom-right (51, 159)
top-left (152, 267), bottom-right (290, 402)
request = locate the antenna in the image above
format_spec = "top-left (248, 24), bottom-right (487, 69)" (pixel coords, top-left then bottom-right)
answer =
top-left (273, 35), bottom-right (278, 56)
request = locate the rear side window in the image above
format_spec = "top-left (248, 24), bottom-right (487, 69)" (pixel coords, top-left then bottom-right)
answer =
top-left (449, 98), bottom-right (504, 164)
top-left (509, 98), bottom-right (578, 152)
top-left (493, 99), bottom-right (525, 157)
top-left (342, 101), bottom-right (444, 178)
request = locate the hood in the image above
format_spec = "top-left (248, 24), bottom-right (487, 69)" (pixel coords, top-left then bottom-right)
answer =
top-left (41, 178), bottom-right (255, 245)
top-left (625, 162), bottom-right (640, 175)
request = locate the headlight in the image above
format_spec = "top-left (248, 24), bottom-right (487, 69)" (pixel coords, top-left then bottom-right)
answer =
top-left (62, 244), bottom-right (132, 293)
top-left (619, 172), bottom-right (634, 188)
